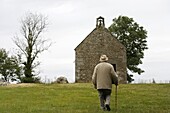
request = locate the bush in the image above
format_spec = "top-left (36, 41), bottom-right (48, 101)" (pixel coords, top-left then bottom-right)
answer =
top-left (21, 77), bottom-right (41, 83)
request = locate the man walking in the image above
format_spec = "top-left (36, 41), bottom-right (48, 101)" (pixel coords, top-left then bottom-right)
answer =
top-left (92, 55), bottom-right (118, 111)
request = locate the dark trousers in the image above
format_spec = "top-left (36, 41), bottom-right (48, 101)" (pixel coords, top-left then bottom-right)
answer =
top-left (98, 89), bottom-right (111, 109)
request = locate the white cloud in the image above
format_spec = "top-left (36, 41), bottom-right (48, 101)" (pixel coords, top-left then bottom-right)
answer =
top-left (45, 2), bottom-right (75, 14)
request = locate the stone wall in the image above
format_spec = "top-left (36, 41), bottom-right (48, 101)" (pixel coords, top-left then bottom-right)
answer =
top-left (75, 17), bottom-right (127, 83)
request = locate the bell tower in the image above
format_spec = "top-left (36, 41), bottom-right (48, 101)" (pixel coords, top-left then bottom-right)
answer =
top-left (96, 16), bottom-right (105, 28)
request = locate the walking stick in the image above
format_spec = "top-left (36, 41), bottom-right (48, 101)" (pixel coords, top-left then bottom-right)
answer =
top-left (115, 85), bottom-right (118, 112)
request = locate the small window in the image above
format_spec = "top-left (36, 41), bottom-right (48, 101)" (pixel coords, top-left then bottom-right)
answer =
top-left (111, 64), bottom-right (116, 72)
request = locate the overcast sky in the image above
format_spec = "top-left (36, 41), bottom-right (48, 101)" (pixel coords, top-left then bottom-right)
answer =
top-left (0, 0), bottom-right (170, 83)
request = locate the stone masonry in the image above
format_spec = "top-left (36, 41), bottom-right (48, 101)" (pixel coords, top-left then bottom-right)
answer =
top-left (75, 16), bottom-right (127, 83)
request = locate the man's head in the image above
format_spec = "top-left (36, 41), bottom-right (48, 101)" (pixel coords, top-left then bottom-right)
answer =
top-left (99, 54), bottom-right (108, 62)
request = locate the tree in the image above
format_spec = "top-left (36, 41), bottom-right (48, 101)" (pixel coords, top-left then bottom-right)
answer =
top-left (0, 48), bottom-right (23, 82)
top-left (13, 13), bottom-right (51, 83)
top-left (108, 16), bottom-right (148, 83)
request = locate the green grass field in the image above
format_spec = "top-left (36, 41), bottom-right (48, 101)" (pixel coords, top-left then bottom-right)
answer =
top-left (0, 83), bottom-right (170, 113)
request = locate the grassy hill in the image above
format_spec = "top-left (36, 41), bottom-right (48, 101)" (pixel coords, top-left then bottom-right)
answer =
top-left (0, 83), bottom-right (170, 113)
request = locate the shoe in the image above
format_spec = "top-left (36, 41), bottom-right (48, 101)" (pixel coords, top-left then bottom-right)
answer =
top-left (101, 107), bottom-right (106, 111)
top-left (105, 104), bottom-right (111, 111)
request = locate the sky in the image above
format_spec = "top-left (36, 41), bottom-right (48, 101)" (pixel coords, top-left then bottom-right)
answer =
top-left (0, 0), bottom-right (170, 83)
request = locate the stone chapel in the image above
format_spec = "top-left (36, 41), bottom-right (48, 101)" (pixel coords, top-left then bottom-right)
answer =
top-left (75, 16), bottom-right (127, 83)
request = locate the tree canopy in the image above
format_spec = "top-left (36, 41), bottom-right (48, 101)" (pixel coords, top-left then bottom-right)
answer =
top-left (108, 16), bottom-right (148, 82)
top-left (0, 48), bottom-right (22, 82)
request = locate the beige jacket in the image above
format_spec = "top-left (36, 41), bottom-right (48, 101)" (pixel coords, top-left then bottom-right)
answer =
top-left (92, 62), bottom-right (118, 90)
